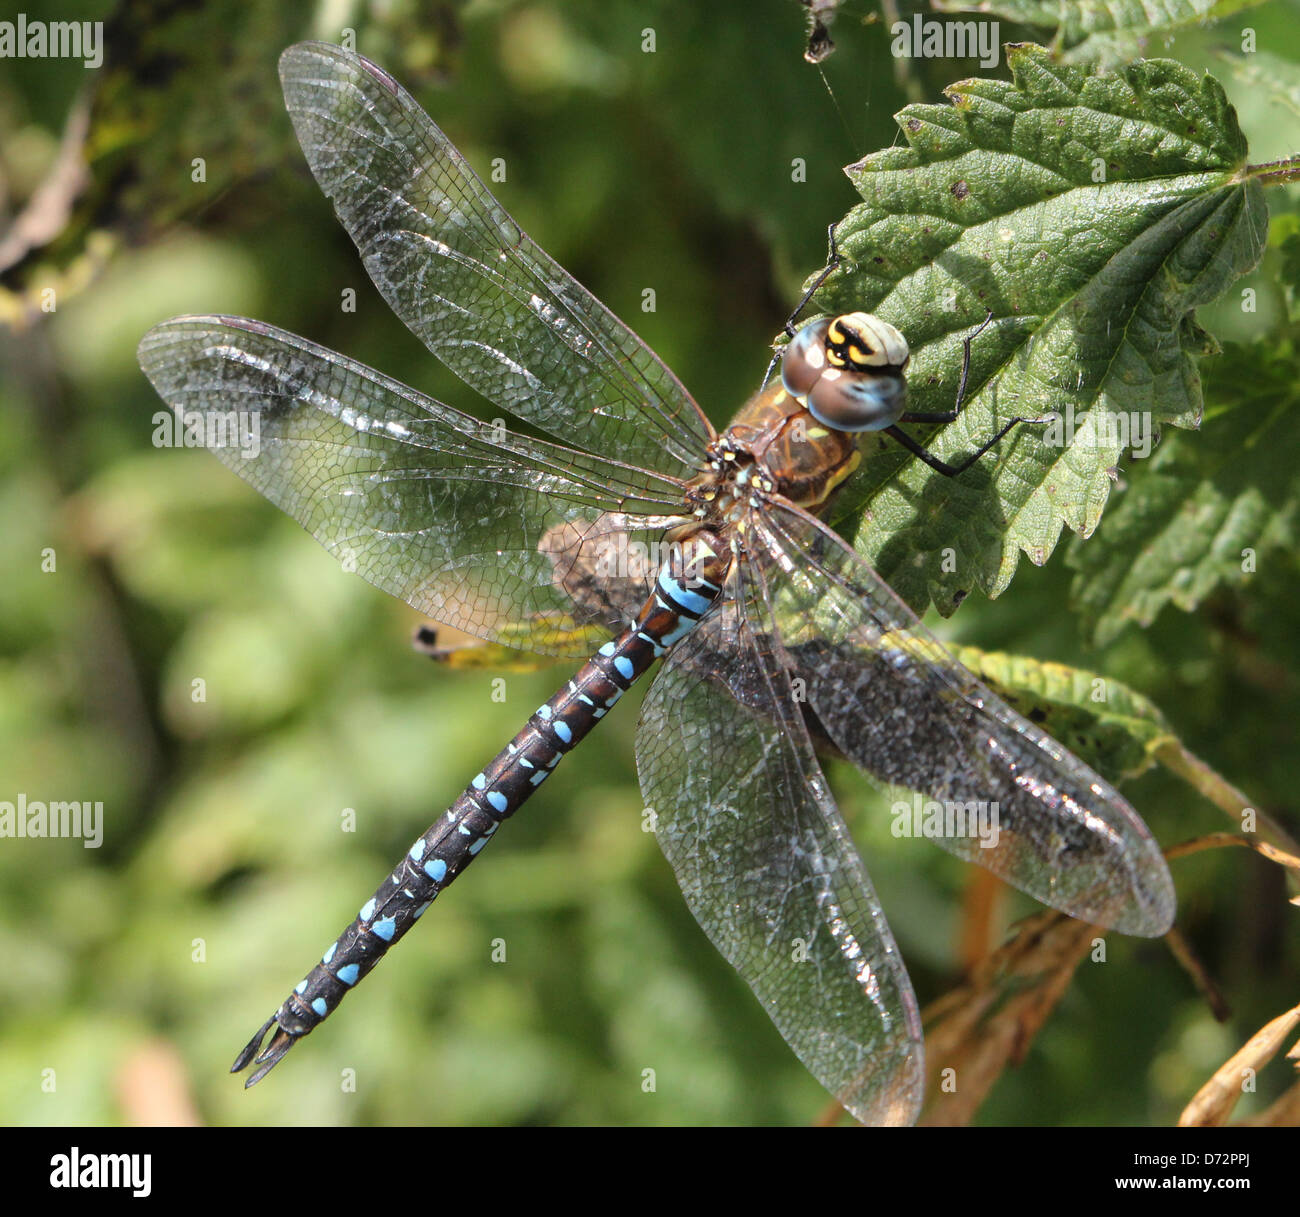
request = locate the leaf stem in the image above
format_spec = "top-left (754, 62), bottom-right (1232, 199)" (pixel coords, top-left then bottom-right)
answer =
top-left (1155, 739), bottom-right (1300, 856)
top-left (1241, 155), bottom-right (1300, 185)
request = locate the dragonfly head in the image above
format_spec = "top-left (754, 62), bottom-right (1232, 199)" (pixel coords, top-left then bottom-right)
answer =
top-left (782, 313), bottom-right (909, 433)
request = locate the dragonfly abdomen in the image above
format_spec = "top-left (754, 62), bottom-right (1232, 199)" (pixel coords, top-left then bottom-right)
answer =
top-left (232, 532), bottom-right (729, 1084)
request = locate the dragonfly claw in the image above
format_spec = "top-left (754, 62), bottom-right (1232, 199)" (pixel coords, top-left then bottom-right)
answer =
top-left (231, 1014), bottom-right (299, 1086)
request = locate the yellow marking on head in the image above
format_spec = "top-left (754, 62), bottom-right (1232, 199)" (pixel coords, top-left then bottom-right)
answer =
top-left (805, 426), bottom-right (830, 440)
top-left (772, 388), bottom-right (788, 405)
top-left (827, 348), bottom-right (846, 367)
top-left (828, 319), bottom-right (845, 343)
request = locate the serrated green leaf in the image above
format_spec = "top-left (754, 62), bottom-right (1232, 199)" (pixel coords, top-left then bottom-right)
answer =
top-left (811, 44), bottom-right (1266, 617)
top-left (925, 641), bottom-right (1178, 779)
top-left (932, 0), bottom-right (1265, 65)
top-left (949, 642), bottom-right (1176, 782)
top-left (1067, 337), bottom-right (1300, 644)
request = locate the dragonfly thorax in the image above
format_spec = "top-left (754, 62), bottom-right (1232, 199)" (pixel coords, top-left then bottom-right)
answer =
top-left (702, 382), bottom-right (861, 515)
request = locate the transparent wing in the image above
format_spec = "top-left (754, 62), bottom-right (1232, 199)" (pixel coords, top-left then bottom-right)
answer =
top-left (278, 41), bottom-right (715, 478)
top-left (637, 551), bottom-right (923, 1125)
top-left (138, 315), bottom-right (687, 656)
top-left (751, 501), bottom-right (1176, 937)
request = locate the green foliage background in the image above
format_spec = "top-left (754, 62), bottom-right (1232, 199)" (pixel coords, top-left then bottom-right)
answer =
top-left (0, 0), bottom-right (1297, 1126)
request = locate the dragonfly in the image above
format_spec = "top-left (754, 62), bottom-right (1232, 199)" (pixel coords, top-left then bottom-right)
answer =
top-left (138, 41), bottom-right (1176, 1124)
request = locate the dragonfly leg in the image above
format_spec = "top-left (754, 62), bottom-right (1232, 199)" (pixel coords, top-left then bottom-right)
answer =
top-left (896, 310), bottom-right (996, 427)
top-left (763, 222), bottom-right (843, 389)
top-left (891, 311), bottom-right (1046, 477)
top-left (883, 415), bottom-right (1037, 478)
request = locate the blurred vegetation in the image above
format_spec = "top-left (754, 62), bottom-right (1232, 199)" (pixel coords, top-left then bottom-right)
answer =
top-left (0, 0), bottom-right (1297, 1127)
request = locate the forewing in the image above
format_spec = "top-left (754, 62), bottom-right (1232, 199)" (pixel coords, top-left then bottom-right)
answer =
top-left (637, 554), bottom-right (923, 1125)
top-left (138, 315), bottom-right (685, 655)
top-left (752, 501), bottom-right (1176, 937)
top-left (278, 41), bottom-right (714, 479)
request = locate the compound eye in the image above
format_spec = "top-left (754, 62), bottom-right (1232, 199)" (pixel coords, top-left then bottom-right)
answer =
top-left (780, 317), bottom-right (832, 397)
top-left (806, 370), bottom-right (906, 432)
